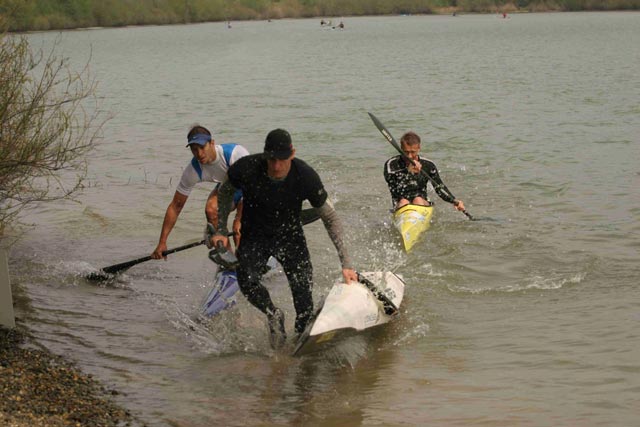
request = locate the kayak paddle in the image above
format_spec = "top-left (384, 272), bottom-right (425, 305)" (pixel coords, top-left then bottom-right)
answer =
top-left (368, 112), bottom-right (475, 221)
top-left (87, 207), bottom-right (322, 281)
top-left (86, 240), bottom-right (205, 281)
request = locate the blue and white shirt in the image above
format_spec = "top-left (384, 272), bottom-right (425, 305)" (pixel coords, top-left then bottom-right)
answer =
top-left (176, 143), bottom-right (249, 196)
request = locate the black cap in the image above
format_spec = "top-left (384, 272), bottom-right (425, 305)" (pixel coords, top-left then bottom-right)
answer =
top-left (264, 129), bottom-right (293, 160)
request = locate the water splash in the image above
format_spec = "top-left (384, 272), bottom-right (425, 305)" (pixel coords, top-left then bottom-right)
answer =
top-left (392, 322), bottom-right (431, 346)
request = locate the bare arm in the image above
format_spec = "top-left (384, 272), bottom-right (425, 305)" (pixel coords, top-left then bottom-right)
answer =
top-left (232, 199), bottom-right (243, 248)
top-left (152, 191), bottom-right (188, 259)
top-left (204, 188), bottom-right (219, 227)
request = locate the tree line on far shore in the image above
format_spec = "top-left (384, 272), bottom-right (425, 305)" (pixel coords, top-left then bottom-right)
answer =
top-left (1, 0), bottom-right (638, 32)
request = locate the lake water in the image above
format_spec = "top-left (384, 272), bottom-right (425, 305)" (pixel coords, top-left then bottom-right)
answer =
top-left (10, 12), bottom-right (640, 426)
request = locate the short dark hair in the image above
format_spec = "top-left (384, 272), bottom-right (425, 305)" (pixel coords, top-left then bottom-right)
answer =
top-left (187, 125), bottom-right (211, 140)
top-left (400, 131), bottom-right (421, 146)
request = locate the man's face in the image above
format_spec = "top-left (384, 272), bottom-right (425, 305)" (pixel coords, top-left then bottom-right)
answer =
top-left (189, 141), bottom-right (216, 164)
top-left (266, 149), bottom-right (296, 180)
top-left (401, 141), bottom-right (420, 163)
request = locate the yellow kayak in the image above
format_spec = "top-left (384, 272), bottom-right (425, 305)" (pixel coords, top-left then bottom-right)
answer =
top-left (393, 204), bottom-right (434, 252)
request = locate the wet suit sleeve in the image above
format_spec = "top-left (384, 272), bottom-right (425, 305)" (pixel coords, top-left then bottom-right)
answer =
top-left (383, 158), bottom-right (405, 202)
top-left (317, 201), bottom-right (353, 270)
top-left (422, 159), bottom-right (457, 204)
top-left (303, 165), bottom-right (328, 208)
top-left (300, 161), bottom-right (352, 269)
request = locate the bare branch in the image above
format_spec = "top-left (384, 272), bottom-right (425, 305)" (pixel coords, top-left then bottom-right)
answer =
top-left (0, 33), bottom-right (107, 238)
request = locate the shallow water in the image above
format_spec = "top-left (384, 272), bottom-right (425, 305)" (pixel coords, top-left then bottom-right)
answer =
top-left (9, 12), bottom-right (640, 426)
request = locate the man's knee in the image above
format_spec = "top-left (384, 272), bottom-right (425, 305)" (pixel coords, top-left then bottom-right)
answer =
top-left (412, 196), bottom-right (430, 206)
top-left (396, 198), bottom-right (409, 209)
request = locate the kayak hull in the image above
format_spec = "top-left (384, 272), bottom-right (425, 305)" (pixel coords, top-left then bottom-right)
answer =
top-left (293, 271), bottom-right (405, 356)
top-left (393, 204), bottom-right (433, 252)
top-left (200, 257), bottom-right (278, 317)
top-left (200, 269), bottom-right (239, 317)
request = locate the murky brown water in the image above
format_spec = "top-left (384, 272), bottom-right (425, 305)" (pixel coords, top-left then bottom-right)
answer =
top-left (9, 12), bottom-right (640, 426)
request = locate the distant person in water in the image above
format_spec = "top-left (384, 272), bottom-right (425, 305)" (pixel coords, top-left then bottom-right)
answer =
top-left (383, 131), bottom-right (466, 212)
top-left (338, 21), bottom-right (344, 29)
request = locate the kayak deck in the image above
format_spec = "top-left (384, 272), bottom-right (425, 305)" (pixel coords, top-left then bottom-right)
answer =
top-left (393, 204), bottom-right (433, 252)
top-left (293, 271), bottom-right (405, 356)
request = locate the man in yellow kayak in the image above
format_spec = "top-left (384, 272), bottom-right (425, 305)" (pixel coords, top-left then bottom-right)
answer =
top-left (383, 131), bottom-right (466, 212)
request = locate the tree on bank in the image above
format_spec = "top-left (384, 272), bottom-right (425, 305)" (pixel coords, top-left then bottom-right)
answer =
top-left (0, 25), bottom-right (104, 239)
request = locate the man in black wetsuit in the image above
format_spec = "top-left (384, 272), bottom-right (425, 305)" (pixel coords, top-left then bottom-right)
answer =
top-left (212, 128), bottom-right (357, 349)
top-left (384, 131), bottom-right (467, 211)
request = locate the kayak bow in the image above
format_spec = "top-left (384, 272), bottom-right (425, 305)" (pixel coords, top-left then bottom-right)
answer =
top-left (393, 204), bottom-right (433, 252)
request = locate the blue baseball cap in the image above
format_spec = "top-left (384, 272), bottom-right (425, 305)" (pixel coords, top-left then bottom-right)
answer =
top-left (186, 133), bottom-right (211, 147)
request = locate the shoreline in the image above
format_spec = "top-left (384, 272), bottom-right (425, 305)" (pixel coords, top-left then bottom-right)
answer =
top-left (8, 8), bottom-right (639, 34)
top-left (0, 325), bottom-right (140, 427)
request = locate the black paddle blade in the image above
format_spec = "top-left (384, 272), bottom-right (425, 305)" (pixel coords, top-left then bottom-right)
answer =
top-left (368, 112), bottom-right (400, 149)
top-left (85, 271), bottom-right (114, 282)
top-left (208, 242), bottom-right (239, 270)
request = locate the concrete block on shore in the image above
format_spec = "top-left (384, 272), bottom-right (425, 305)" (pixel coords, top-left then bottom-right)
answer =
top-left (0, 249), bottom-right (15, 328)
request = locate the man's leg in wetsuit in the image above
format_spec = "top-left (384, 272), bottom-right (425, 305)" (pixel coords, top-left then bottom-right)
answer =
top-left (277, 237), bottom-right (314, 334)
top-left (236, 238), bottom-right (276, 315)
top-left (237, 237), bottom-right (287, 348)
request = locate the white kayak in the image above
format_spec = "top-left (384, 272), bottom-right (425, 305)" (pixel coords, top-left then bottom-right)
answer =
top-left (293, 271), bottom-right (405, 356)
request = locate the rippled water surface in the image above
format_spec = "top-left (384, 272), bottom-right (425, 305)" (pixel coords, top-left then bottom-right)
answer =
top-left (10, 12), bottom-right (640, 426)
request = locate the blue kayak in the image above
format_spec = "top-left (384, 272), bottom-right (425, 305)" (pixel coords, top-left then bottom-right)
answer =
top-left (200, 269), bottom-right (240, 316)
top-left (200, 257), bottom-right (278, 317)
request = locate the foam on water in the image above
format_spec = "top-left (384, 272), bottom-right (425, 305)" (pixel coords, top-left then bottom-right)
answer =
top-left (448, 271), bottom-right (586, 294)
